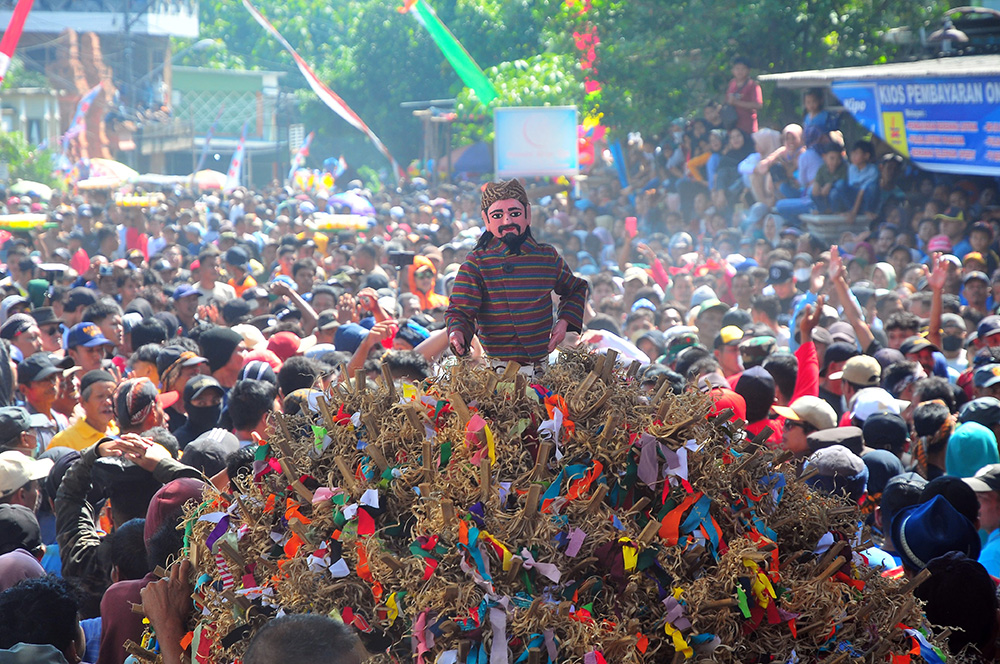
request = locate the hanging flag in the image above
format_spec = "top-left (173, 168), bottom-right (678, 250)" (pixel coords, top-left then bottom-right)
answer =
top-left (242, 0), bottom-right (403, 182)
top-left (194, 104), bottom-right (226, 175)
top-left (333, 155), bottom-right (347, 180)
top-left (398, 0), bottom-right (497, 105)
top-left (0, 0), bottom-right (35, 84)
top-left (225, 121), bottom-right (249, 191)
top-left (63, 83), bottom-right (103, 141)
top-left (287, 130), bottom-right (314, 182)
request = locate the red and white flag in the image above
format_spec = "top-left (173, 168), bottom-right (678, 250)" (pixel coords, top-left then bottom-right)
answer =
top-left (0, 0), bottom-right (35, 84)
top-left (225, 120), bottom-right (249, 191)
top-left (242, 0), bottom-right (403, 182)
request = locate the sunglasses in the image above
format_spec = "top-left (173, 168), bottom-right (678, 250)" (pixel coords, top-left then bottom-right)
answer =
top-left (41, 326), bottom-right (61, 337)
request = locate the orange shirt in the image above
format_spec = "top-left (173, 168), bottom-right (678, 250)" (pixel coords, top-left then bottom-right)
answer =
top-left (229, 274), bottom-right (258, 298)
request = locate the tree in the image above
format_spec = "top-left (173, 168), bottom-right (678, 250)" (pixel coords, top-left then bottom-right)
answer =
top-left (545, 0), bottom-right (949, 135)
top-left (0, 133), bottom-right (58, 187)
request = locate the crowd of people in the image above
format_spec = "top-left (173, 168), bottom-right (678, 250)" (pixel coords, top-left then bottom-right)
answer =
top-left (0, 56), bottom-right (997, 662)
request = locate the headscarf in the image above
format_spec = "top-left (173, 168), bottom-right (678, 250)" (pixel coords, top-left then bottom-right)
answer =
top-left (752, 128), bottom-right (781, 158)
top-left (406, 255), bottom-right (448, 311)
top-left (872, 262), bottom-right (897, 290)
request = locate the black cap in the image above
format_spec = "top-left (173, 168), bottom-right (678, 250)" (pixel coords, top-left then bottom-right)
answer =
top-left (734, 366), bottom-right (775, 423)
top-left (0, 504), bottom-right (41, 555)
top-left (17, 353), bottom-right (61, 384)
top-left (198, 327), bottom-right (244, 373)
top-left (183, 375), bottom-right (224, 404)
top-left (958, 397), bottom-right (1000, 427)
top-left (224, 246), bottom-right (249, 267)
top-left (862, 413), bottom-right (909, 456)
top-left (0, 407), bottom-right (30, 443)
top-left (316, 310), bottom-right (338, 331)
top-left (64, 287), bottom-right (97, 313)
top-left (180, 428), bottom-right (239, 476)
top-left (766, 260), bottom-right (794, 285)
top-left (221, 299), bottom-right (251, 326)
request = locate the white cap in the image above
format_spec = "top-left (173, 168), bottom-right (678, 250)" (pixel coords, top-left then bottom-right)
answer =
top-left (0, 451), bottom-right (52, 497)
top-left (849, 387), bottom-right (910, 423)
top-left (232, 324), bottom-right (266, 350)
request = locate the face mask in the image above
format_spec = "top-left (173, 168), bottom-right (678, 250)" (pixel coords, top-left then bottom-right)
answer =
top-left (794, 268), bottom-right (811, 282)
top-left (942, 334), bottom-right (964, 352)
top-left (186, 403), bottom-right (222, 432)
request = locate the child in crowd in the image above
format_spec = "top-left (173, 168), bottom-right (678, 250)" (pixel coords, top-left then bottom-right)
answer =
top-left (811, 143), bottom-right (848, 214)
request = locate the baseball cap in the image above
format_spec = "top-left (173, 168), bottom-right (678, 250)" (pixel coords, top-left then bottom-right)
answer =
top-left (0, 408), bottom-right (31, 445)
top-left (713, 325), bottom-right (743, 350)
top-left (224, 246), bottom-right (249, 267)
top-left (316, 310), bottom-right (339, 332)
top-left (827, 322), bottom-right (857, 345)
top-left (862, 412), bottom-right (909, 456)
top-left (231, 323), bottom-right (266, 351)
top-left (772, 395), bottom-right (837, 431)
top-left (927, 235), bottom-right (953, 253)
top-left (940, 313), bottom-right (967, 332)
top-left (766, 260), bottom-right (793, 285)
top-left (623, 266), bottom-right (649, 285)
top-left (900, 336), bottom-right (941, 356)
top-left (959, 397), bottom-right (1000, 427)
top-left (828, 354), bottom-right (880, 387)
top-left (17, 353), bottom-right (61, 385)
top-left (706, 387), bottom-right (747, 421)
top-left (963, 463), bottom-right (1000, 493)
top-left (238, 360), bottom-right (278, 386)
top-left (978, 315), bottom-right (1000, 340)
top-left (66, 322), bottom-right (113, 349)
top-left (803, 444), bottom-right (869, 502)
top-left (849, 387), bottom-right (910, 423)
top-left (180, 429), bottom-right (240, 477)
top-left (974, 363), bottom-right (1000, 389)
top-left (963, 270), bottom-right (989, 285)
top-left (0, 451), bottom-right (52, 497)
top-left (183, 375), bottom-right (225, 404)
top-left (156, 348), bottom-right (208, 386)
top-left (820, 341), bottom-right (859, 376)
top-left (0, 504), bottom-right (41, 556)
top-left (734, 366), bottom-right (775, 423)
top-left (695, 299), bottom-right (729, 319)
top-left (267, 331), bottom-right (302, 363)
top-left (172, 283), bottom-right (200, 301)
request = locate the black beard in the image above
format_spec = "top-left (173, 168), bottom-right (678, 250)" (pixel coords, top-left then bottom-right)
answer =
top-left (475, 226), bottom-right (533, 253)
top-left (499, 229), bottom-right (530, 254)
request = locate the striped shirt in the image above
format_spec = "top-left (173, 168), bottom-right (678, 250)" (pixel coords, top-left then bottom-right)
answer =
top-left (446, 235), bottom-right (588, 364)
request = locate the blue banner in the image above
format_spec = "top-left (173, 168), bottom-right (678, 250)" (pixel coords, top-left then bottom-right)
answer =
top-left (832, 75), bottom-right (1000, 176)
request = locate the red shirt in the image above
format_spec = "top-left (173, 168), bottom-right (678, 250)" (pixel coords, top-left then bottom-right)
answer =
top-left (726, 78), bottom-right (762, 133)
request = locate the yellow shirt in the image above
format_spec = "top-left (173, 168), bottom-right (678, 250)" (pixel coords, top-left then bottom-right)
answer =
top-left (47, 418), bottom-right (118, 451)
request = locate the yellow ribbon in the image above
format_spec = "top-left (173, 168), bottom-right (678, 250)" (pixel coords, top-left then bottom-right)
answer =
top-left (386, 592), bottom-right (400, 625)
top-left (620, 537), bottom-right (637, 572)
top-left (663, 623), bottom-right (692, 659)
top-left (484, 422), bottom-right (496, 465)
top-left (480, 530), bottom-right (513, 570)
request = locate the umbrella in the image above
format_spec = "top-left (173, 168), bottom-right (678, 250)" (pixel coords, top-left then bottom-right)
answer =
top-left (88, 158), bottom-right (139, 182)
top-left (328, 191), bottom-right (375, 216)
top-left (191, 170), bottom-right (227, 190)
top-left (77, 176), bottom-right (121, 191)
top-left (9, 180), bottom-right (53, 199)
top-left (448, 142), bottom-right (493, 173)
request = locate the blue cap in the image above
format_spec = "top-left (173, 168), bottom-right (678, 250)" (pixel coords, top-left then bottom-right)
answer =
top-left (172, 284), bottom-right (200, 301)
top-left (631, 298), bottom-right (656, 313)
top-left (67, 322), bottom-right (113, 349)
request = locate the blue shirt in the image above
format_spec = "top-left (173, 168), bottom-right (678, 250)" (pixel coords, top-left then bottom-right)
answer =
top-left (979, 528), bottom-right (1000, 576)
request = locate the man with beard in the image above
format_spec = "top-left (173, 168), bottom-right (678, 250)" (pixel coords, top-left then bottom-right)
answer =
top-left (447, 179), bottom-right (589, 369)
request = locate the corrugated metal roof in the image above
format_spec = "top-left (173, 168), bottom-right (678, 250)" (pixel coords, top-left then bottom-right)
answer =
top-left (759, 55), bottom-right (1000, 87)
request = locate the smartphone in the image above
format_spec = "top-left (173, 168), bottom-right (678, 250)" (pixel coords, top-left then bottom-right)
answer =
top-left (388, 251), bottom-right (415, 267)
top-left (625, 217), bottom-right (638, 238)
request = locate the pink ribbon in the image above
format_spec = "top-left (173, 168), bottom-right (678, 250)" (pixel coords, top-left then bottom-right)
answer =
top-left (412, 610), bottom-right (433, 664)
top-left (489, 607), bottom-right (508, 664)
top-left (519, 548), bottom-right (562, 583)
top-left (564, 528), bottom-right (587, 557)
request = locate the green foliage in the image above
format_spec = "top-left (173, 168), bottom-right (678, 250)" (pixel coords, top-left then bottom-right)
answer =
top-left (180, 0), bottom-right (949, 171)
top-left (1, 58), bottom-right (50, 90)
top-left (0, 133), bottom-right (58, 187)
top-left (548, 0), bottom-right (949, 135)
